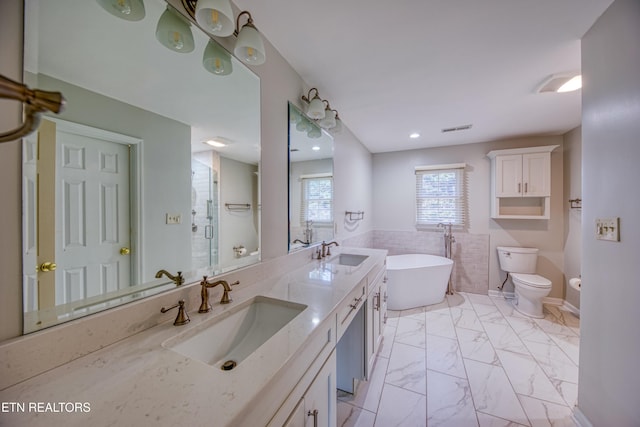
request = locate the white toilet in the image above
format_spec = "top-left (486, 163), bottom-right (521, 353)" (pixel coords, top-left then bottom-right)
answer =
top-left (496, 246), bottom-right (552, 318)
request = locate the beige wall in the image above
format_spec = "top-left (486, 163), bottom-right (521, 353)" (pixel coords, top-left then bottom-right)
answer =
top-left (372, 136), bottom-right (565, 299)
top-left (563, 127), bottom-right (582, 309)
top-left (0, 0), bottom-right (25, 341)
top-left (579, 0), bottom-right (640, 425)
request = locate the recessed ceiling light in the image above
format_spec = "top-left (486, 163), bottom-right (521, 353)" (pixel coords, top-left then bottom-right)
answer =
top-left (312, 145), bottom-right (320, 151)
top-left (409, 132), bottom-right (420, 139)
top-left (203, 138), bottom-right (228, 148)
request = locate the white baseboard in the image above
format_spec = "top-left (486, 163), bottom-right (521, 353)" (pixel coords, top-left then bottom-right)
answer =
top-left (572, 407), bottom-right (593, 427)
top-left (562, 301), bottom-right (581, 318)
top-left (488, 289), bottom-right (515, 299)
top-left (542, 296), bottom-right (563, 306)
top-left (488, 291), bottom-right (581, 317)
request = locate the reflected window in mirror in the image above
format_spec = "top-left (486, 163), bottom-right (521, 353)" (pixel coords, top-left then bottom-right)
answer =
top-left (21, 0), bottom-right (260, 333)
top-left (288, 103), bottom-right (334, 252)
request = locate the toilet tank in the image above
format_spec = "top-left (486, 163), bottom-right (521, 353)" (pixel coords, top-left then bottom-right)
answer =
top-left (496, 246), bottom-right (538, 273)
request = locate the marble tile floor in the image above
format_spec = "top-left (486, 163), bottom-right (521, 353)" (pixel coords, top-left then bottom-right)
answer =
top-left (337, 292), bottom-right (580, 427)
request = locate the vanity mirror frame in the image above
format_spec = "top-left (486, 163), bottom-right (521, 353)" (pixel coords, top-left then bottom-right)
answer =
top-left (20, 0), bottom-right (261, 333)
top-left (287, 102), bottom-right (335, 253)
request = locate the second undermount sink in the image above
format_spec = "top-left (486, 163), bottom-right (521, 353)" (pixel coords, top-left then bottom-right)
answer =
top-left (163, 296), bottom-right (307, 370)
top-left (331, 253), bottom-right (369, 267)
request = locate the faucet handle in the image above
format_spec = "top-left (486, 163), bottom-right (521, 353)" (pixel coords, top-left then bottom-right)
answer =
top-left (160, 300), bottom-right (190, 326)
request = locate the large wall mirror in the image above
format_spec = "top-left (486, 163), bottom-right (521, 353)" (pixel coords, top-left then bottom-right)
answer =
top-left (288, 103), bottom-right (334, 252)
top-left (22, 0), bottom-right (260, 333)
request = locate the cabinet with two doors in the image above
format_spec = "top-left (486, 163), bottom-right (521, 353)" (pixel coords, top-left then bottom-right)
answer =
top-left (487, 145), bottom-right (558, 219)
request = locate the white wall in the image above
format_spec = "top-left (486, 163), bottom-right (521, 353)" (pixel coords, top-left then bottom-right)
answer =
top-left (578, 0), bottom-right (640, 425)
top-left (563, 127), bottom-right (582, 309)
top-left (372, 136), bottom-right (565, 298)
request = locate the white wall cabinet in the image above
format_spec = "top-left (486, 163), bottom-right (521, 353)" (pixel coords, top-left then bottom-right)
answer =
top-left (488, 146), bottom-right (558, 219)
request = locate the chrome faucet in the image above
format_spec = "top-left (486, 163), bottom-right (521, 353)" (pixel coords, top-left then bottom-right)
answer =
top-left (321, 241), bottom-right (339, 258)
top-left (155, 269), bottom-right (184, 286)
top-left (198, 276), bottom-right (240, 312)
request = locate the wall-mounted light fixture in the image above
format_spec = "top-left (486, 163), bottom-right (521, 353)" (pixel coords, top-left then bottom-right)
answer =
top-left (301, 88), bottom-right (343, 133)
top-left (96, 0), bottom-right (145, 21)
top-left (182, 1), bottom-right (266, 66)
top-left (301, 88), bottom-right (325, 119)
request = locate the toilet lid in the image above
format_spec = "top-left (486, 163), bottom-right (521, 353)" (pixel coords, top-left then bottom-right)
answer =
top-left (511, 273), bottom-right (552, 288)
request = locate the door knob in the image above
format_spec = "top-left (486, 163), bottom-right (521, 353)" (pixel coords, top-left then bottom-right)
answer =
top-left (120, 247), bottom-right (131, 255)
top-left (39, 262), bottom-right (57, 272)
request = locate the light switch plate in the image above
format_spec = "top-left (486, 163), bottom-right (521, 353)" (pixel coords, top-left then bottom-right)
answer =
top-left (166, 213), bottom-right (181, 224)
top-left (595, 217), bottom-right (620, 241)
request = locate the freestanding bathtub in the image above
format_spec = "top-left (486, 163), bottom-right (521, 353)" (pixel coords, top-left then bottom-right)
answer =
top-left (386, 254), bottom-right (454, 310)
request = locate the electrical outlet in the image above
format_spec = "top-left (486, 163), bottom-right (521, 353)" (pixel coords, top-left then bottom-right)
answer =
top-left (166, 213), bottom-right (181, 225)
top-left (595, 217), bottom-right (620, 241)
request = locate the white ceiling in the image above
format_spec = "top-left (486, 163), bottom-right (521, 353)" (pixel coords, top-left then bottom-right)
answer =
top-left (235, 0), bottom-right (614, 153)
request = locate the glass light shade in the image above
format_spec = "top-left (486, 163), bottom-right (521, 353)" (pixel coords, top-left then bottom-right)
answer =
top-left (234, 24), bottom-right (266, 65)
top-left (318, 108), bottom-right (336, 129)
top-left (305, 96), bottom-right (325, 120)
top-left (296, 119), bottom-right (311, 132)
top-left (202, 40), bottom-right (232, 75)
top-left (155, 7), bottom-right (195, 53)
top-left (307, 126), bottom-right (322, 139)
top-left (195, 0), bottom-right (234, 37)
top-left (331, 117), bottom-right (343, 134)
top-left (96, 0), bottom-right (145, 21)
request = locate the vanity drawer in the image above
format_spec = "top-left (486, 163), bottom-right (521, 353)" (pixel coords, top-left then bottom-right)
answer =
top-left (336, 281), bottom-right (366, 340)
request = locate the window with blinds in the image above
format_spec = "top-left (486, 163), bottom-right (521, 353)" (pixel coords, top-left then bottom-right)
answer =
top-left (301, 175), bottom-right (333, 225)
top-left (415, 164), bottom-right (467, 227)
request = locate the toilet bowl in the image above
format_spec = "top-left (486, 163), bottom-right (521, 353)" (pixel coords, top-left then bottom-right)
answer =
top-left (510, 273), bottom-right (551, 318)
top-left (497, 246), bottom-right (552, 318)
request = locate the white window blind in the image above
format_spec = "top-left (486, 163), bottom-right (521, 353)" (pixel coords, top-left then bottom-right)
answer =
top-left (415, 164), bottom-right (467, 227)
top-left (300, 174), bottom-right (333, 225)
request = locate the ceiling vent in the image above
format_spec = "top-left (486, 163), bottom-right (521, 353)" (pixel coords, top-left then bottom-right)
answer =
top-left (441, 124), bottom-right (473, 133)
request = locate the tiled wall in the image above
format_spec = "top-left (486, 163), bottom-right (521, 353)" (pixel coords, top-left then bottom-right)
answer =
top-left (344, 230), bottom-right (489, 294)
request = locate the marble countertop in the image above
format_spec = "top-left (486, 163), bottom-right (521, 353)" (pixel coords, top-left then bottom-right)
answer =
top-left (0, 247), bottom-right (387, 427)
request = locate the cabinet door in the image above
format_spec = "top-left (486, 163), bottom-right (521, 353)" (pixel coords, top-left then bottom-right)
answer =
top-left (283, 398), bottom-right (306, 427)
top-left (522, 152), bottom-right (550, 197)
top-left (305, 350), bottom-right (337, 427)
top-left (495, 154), bottom-right (523, 197)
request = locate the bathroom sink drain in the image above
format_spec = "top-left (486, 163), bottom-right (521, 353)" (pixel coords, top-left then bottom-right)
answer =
top-left (221, 360), bottom-right (237, 371)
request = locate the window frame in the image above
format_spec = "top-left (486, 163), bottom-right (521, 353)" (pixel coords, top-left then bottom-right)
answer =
top-left (415, 163), bottom-right (467, 229)
top-left (300, 173), bottom-right (334, 227)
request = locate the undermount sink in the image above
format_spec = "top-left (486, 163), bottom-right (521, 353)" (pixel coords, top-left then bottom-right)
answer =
top-left (331, 253), bottom-right (369, 267)
top-left (163, 296), bottom-right (307, 370)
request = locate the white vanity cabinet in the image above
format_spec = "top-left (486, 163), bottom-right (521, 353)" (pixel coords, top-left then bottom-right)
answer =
top-left (366, 264), bottom-right (387, 378)
top-left (487, 145), bottom-right (558, 219)
top-left (283, 350), bottom-right (337, 427)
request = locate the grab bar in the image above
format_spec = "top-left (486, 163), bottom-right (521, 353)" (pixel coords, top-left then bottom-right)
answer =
top-left (0, 74), bottom-right (65, 143)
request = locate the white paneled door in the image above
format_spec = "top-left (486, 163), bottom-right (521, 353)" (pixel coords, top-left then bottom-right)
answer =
top-left (26, 119), bottom-right (134, 310)
top-left (54, 124), bottom-right (131, 305)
